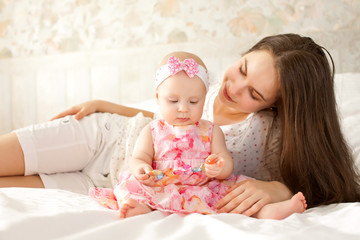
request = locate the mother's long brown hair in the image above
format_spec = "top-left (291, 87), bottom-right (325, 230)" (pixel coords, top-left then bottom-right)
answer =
top-left (248, 33), bottom-right (360, 207)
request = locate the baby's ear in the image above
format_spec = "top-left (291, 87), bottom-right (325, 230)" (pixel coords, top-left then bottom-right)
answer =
top-left (155, 92), bottom-right (159, 102)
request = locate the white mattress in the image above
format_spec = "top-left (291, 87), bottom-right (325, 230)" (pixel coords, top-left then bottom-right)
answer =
top-left (1, 73), bottom-right (360, 240)
top-left (0, 188), bottom-right (359, 240)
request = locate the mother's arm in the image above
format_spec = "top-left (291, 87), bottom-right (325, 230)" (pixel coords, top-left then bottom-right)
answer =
top-left (215, 179), bottom-right (292, 217)
top-left (51, 99), bottom-right (154, 120)
top-left (215, 111), bottom-right (293, 216)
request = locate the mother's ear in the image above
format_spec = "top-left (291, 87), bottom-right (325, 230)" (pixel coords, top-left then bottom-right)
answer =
top-left (269, 101), bottom-right (278, 112)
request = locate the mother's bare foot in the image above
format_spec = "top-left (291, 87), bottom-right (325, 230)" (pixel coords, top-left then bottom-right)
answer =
top-left (119, 198), bottom-right (152, 218)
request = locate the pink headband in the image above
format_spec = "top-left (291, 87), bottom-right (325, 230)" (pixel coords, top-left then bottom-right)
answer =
top-left (155, 56), bottom-right (209, 91)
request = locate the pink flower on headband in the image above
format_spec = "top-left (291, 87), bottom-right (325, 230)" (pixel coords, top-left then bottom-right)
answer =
top-left (168, 56), bottom-right (199, 78)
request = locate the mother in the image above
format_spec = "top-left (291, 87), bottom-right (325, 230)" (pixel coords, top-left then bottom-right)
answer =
top-left (1, 33), bottom-right (359, 216)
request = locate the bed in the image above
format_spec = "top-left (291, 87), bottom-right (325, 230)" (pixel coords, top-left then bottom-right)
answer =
top-left (1, 72), bottom-right (360, 240)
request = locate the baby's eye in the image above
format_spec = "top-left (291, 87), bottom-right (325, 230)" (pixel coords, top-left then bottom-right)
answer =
top-left (189, 98), bottom-right (199, 104)
top-left (168, 99), bottom-right (178, 103)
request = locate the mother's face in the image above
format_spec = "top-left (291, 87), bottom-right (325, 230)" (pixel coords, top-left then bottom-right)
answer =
top-left (219, 50), bottom-right (279, 114)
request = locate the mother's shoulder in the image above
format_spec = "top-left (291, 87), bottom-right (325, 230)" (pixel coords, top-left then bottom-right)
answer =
top-left (249, 109), bottom-right (278, 125)
top-left (254, 109), bottom-right (277, 118)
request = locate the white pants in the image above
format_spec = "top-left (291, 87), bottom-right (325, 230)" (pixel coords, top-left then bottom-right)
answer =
top-left (14, 112), bottom-right (151, 195)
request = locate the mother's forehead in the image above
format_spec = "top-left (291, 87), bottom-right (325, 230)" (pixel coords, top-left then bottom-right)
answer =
top-left (246, 51), bottom-right (279, 100)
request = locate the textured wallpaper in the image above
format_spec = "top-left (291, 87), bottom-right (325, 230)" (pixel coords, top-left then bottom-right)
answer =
top-left (1, 0), bottom-right (359, 58)
top-left (0, 0), bottom-right (360, 133)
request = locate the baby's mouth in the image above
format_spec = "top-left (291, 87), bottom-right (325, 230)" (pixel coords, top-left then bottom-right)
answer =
top-left (176, 118), bottom-right (190, 122)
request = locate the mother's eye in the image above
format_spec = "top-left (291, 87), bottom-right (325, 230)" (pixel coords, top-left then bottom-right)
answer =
top-left (239, 66), bottom-right (246, 76)
top-left (249, 89), bottom-right (261, 101)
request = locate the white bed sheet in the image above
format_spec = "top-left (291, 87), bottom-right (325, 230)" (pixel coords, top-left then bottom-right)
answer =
top-left (0, 188), bottom-right (359, 240)
top-left (1, 73), bottom-right (360, 240)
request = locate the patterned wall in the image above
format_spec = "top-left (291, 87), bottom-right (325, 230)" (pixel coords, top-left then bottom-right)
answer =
top-left (1, 0), bottom-right (359, 59)
top-left (0, 0), bottom-right (360, 133)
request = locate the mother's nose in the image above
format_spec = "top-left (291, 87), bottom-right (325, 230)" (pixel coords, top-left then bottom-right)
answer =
top-left (229, 80), bottom-right (246, 95)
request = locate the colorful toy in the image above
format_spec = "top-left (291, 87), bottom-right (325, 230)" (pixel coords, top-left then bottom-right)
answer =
top-left (148, 164), bottom-right (206, 181)
top-left (206, 157), bottom-right (216, 164)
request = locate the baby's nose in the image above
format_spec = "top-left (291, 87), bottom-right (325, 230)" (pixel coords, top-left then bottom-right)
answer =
top-left (178, 103), bottom-right (188, 112)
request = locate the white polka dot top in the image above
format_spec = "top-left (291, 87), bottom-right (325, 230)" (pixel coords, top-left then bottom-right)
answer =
top-left (202, 83), bottom-right (281, 181)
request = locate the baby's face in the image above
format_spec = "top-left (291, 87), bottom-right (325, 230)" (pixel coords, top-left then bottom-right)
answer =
top-left (156, 71), bottom-right (206, 126)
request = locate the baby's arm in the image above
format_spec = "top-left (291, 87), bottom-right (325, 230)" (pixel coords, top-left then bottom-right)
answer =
top-left (129, 123), bottom-right (156, 186)
top-left (205, 125), bottom-right (234, 179)
top-left (51, 99), bottom-right (154, 120)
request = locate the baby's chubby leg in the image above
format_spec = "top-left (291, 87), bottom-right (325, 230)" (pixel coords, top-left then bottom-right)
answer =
top-left (119, 198), bottom-right (153, 218)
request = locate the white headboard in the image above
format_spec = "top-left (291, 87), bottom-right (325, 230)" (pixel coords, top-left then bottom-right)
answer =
top-left (0, 0), bottom-right (359, 134)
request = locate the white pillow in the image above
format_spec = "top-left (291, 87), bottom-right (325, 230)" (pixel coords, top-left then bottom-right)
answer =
top-left (335, 73), bottom-right (360, 171)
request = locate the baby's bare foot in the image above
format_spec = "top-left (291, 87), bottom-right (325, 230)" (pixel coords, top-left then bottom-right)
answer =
top-left (119, 198), bottom-right (152, 218)
top-left (292, 192), bottom-right (307, 213)
top-left (271, 192), bottom-right (307, 220)
top-left (254, 192), bottom-right (307, 220)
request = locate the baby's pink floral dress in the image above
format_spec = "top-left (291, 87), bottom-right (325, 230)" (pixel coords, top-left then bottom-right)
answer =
top-left (90, 119), bottom-right (249, 214)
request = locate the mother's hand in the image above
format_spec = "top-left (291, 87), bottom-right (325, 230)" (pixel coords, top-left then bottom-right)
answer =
top-left (214, 179), bottom-right (292, 217)
top-left (50, 100), bottom-right (100, 121)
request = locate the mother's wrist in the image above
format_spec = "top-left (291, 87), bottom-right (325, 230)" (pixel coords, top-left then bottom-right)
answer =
top-left (270, 181), bottom-right (293, 201)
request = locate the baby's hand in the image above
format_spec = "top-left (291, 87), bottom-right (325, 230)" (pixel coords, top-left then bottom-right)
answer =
top-left (204, 154), bottom-right (224, 178)
top-left (135, 167), bottom-right (155, 186)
